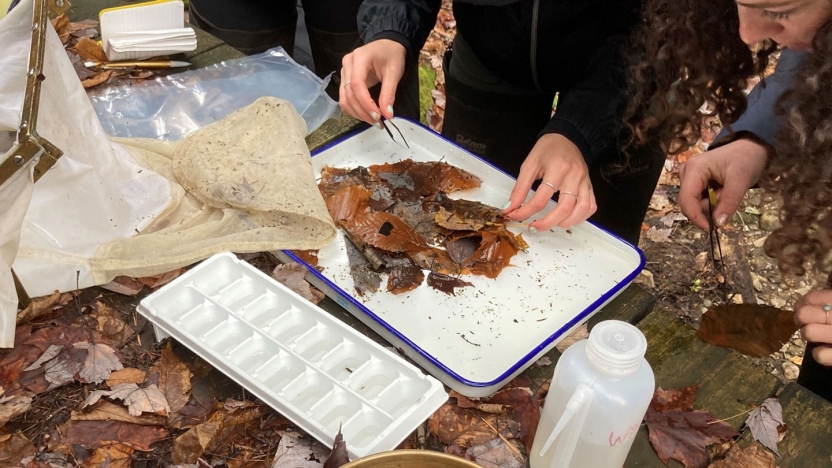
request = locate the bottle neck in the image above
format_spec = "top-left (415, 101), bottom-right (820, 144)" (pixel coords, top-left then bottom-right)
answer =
top-left (585, 340), bottom-right (642, 376)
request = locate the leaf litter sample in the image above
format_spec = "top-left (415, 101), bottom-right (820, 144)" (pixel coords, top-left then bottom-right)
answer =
top-left (317, 160), bottom-right (528, 297)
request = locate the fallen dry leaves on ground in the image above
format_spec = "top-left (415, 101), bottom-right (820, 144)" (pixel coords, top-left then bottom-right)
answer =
top-left (708, 444), bottom-right (780, 468)
top-left (744, 398), bottom-right (786, 457)
top-left (645, 386), bottom-right (739, 468)
top-left (429, 384), bottom-right (540, 466)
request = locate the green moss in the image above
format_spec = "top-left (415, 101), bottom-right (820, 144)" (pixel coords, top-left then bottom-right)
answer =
top-left (418, 64), bottom-right (437, 125)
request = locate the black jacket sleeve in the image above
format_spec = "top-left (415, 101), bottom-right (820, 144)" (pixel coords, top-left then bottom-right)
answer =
top-left (358, 0), bottom-right (442, 58)
top-left (538, 36), bottom-right (630, 167)
top-left (709, 48), bottom-right (809, 150)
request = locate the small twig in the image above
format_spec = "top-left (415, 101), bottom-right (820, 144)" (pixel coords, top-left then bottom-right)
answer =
top-left (707, 407), bottom-right (754, 425)
top-left (480, 417), bottom-right (524, 463)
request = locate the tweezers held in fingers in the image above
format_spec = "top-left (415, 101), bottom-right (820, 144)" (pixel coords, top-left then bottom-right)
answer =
top-left (380, 117), bottom-right (409, 149)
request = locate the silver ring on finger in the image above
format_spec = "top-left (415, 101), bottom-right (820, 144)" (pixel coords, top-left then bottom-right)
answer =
top-left (345, 80), bottom-right (351, 87)
top-left (559, 190), bottom-right (578, 202)
top-left (541, 181), bottom-right (557, 191)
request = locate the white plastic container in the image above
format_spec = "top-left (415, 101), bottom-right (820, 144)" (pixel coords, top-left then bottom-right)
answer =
top-left (137, 252), bottom-right (448, 460)
top-left (529, 320), bottom-right (655, 468)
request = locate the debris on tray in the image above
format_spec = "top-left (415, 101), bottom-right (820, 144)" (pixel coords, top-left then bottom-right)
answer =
top-left (316, 159), bottom-right (528, 296)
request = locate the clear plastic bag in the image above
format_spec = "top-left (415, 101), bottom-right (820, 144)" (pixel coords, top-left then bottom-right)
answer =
top-left (88, 47), bottom-right (340, 140)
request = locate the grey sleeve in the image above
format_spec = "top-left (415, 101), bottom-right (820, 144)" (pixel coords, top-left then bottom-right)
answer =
top-left (710, 48), bottom-right (810, 149)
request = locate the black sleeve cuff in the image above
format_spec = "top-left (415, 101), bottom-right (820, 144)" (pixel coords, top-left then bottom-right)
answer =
top-left (366, 31), bottom-right (414, 57)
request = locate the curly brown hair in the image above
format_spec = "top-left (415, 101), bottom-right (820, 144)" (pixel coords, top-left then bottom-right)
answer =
top-left (625, 0), bottom-right (832, 277)
top-left (624, 0), bottom-right (775, 154)
top-left (761, 21), bottom-right (832, 277)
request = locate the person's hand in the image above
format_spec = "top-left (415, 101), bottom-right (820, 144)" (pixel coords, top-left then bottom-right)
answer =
top-left (678, 138), bottom-right (769, 230)
top-left (339, 39), bottom-right (406, 127)
top-left (794, 289), bottom-right (832, 366)
top-left (503, 133), bottom-right (597, 232)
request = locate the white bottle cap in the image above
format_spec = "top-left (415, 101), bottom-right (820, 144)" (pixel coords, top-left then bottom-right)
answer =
top-left (585, 320), bottom-right (648, 375)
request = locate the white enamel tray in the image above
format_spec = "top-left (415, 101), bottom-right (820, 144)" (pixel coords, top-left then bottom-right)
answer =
top-left (137, 252), bottom-right (448, 459)
top-left (276, 118), bottom-right (645, 398)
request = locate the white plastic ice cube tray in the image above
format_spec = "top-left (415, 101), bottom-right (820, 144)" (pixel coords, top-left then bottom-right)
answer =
top-left (137, 252), bottom-right (448, 459)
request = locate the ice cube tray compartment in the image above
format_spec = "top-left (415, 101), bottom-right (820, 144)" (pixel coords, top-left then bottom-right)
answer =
top-left (137, 252), bottom-right (448, 459)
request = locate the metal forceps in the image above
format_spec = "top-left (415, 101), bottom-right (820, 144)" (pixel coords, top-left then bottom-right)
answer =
top-left (705, 186), bottom-right (726, 278)
top-left (380, 117), bottom-right (409, 149)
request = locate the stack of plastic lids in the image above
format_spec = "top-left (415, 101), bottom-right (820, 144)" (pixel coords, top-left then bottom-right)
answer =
top-left (137, 252), bottom-right (448, 459)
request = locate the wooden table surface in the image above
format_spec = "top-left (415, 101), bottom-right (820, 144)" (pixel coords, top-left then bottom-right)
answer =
top-left (68, 3), bottom-right (832, 466)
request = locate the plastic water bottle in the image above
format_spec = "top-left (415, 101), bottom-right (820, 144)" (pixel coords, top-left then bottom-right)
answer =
top-left (529, 320), bottom-right (655, 468)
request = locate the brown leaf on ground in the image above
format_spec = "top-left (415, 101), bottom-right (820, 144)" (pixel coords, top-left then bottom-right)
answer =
top-left (697, 305), bottom-right (798, 358)
top-left (82, 443), bottom-right (133, 468)
top-left (272, 263), bottom-right (325, 304)
top-left (555, 323), bottom-right (589, 353)
top-left (84, 383), bottom-right (170, 417)
top-left (84, 383), bottom-right (143, 407)
top-left (73, 342), bottom-right (123, 384)
top-left (81, 70), bottom-right (113, 89)
top-left (100, 277), bottom-right (144, 296)
top-left (44, 345), bottom-right (88, 390)
top-left (64, 420), bottom-right (168, 451)
top-left (487, 387), bottom-right (540, 454)
top-left (323, 426), bottom-right (349, 468)
top-left (122, 385), bottom-right (170, 416)
top-left (466, 438), bottom-right (524, 468)
top-left (645, 226), bottom-right (673, 243)
top-left (72, 401), bottom-right (166, 426)
top-left (0, 360), bottom-right (26, 392)
top-left (16, 291), bottom-right (73, 325)
top-left (106, 368), bottom-right (147, 387)
top-left (148, 341), bottom-right (192, 414)
top-left (271, 431), bottom-right (328, 467)
top-left (645, 387), bottom-right (739, 468)
top-left (51, 14), bottom-right (70, 43)
top-left (708, 444), bottom-right (780, 468)
top-left (428, 402), bottom-right (521, 449)
top-left (171, 403), bottom-right (262, 464)
top-left (651, 386), bottom-right (699, 413)
top-left (745, 398), bottom-right (786, 457)
top-left (0, 393), bottom-right (32, 428)
top-left (75, 302), bottom-right (134, 345)
top-left (0, 432), bottom-right (36, 467)
top-left (24, 345), bottom-right (63, 371)
top-left (73, 37), bottom-right (107, 62)
top-left (343, 212), bottom-right (429, 253)
top-left (168, 404), bottom-right (214, 431)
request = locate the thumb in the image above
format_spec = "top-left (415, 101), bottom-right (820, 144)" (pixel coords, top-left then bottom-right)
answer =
top-left (378, 67), bottom-right (402, 120)
top-left (712, 183), bottom-right (746, 227)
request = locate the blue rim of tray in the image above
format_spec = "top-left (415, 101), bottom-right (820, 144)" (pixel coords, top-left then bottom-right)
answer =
top-left (285, 117), bottom-right (647, 388)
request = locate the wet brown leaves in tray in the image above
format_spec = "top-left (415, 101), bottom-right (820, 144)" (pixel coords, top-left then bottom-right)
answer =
top-left (318, 159), bottom-right (526, 295)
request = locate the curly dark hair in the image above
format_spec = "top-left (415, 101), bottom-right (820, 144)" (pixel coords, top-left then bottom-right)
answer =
top-left (624, 0), bottom-right (775, 154)
top-left (626, 0), bottom-right (832, 277)
top-left (761, 21), bottom-right (832, 277)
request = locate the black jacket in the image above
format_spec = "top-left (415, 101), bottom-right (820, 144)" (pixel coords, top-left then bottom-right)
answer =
top-left (358, 0), bottom-right (641, 166)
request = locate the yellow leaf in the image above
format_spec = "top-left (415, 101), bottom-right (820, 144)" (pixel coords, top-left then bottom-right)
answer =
top-left (74, 37), bottom-right (108, 62)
